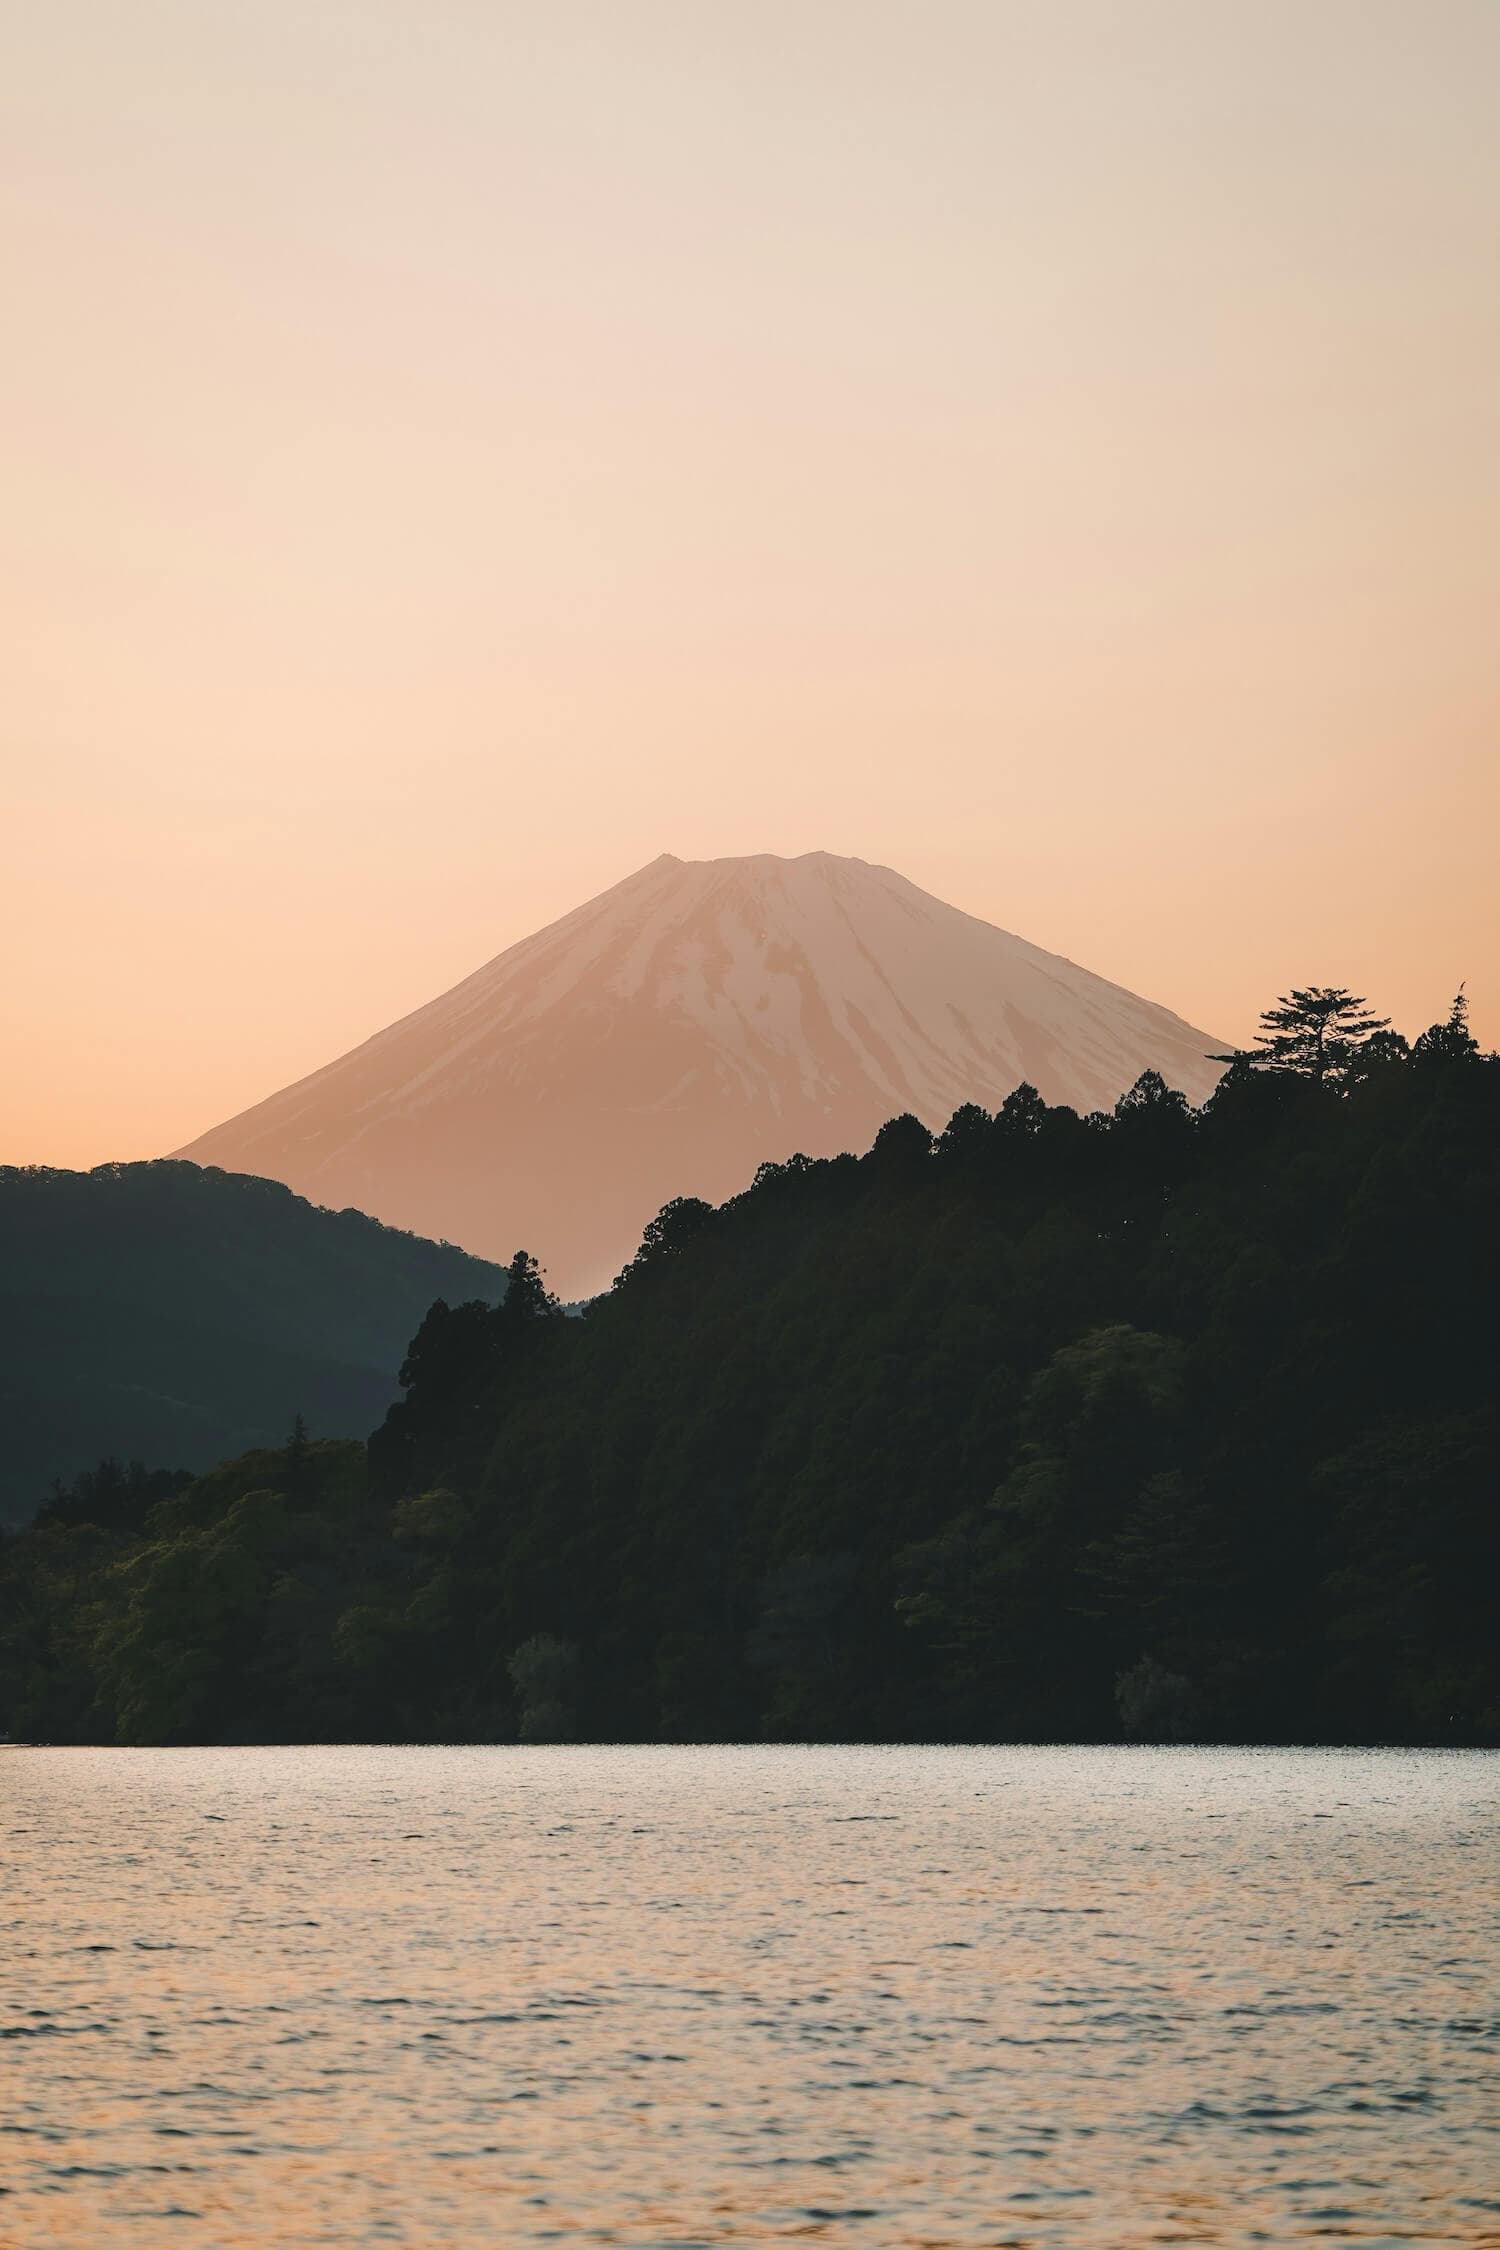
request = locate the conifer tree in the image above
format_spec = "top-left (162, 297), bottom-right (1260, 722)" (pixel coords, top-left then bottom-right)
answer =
top-left (1214, 987), bottom-right (1389, 1085)
top-left (499, 1249), bottom-right (558, 1321)
top-left (1412, 986), bottom-right (1479, 1065)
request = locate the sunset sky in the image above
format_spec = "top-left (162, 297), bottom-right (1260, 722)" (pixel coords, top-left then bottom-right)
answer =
top-left (3, 0), bottom-right (1496, 1168)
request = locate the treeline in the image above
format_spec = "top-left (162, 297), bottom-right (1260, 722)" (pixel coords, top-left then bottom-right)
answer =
top-left (1, 990), bottom-right (1494, 1746)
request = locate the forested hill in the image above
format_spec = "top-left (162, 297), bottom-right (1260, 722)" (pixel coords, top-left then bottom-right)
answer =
top-left (2, 998), bottom-right (1495, 1746)
top-left (0, 1161), bottom-right (507, 1520)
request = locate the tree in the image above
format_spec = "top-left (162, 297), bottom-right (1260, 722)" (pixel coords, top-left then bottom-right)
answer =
top-left (614, 1197), bottom-right (715, 1289)
top-left (499, 1250), bottom-right (559, 1322)
top-left (1215, 987), bottom-right (1390, 1086)
top-left (864, 1113), bottom-right (934, 1171)
top-left (1345, 1027), bottom-right (1411, 1082)
top-left (1412, 986), bottom-right (1480, 1067)
top-left (1110, 1071), bottom-right (1195, 1179)
top-left (995, 1082), bottom-right (1047, 1137)
top-left (935, 1102), bottom-right (993, 1165)
top-left (284, 1413), bottom-right (311, 1501)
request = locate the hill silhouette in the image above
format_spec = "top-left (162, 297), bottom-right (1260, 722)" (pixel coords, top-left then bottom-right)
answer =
top-left (0, 1161), bottom-right (508, 1521)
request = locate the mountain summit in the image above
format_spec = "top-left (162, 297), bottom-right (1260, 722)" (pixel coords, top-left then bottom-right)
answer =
top-left (176, 851), bottom-right (1222, 1294)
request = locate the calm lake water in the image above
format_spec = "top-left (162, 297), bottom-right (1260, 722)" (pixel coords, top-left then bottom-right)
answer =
top-left (2, 1745), bottom-right (1497, 2248)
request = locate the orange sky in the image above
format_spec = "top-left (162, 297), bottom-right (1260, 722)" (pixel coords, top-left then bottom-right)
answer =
top-left (3, 0), bottom-right (1497, 1169)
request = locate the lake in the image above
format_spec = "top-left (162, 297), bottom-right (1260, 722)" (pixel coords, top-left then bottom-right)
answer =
top-left (3, 1745), bottom-right (1496, 2246)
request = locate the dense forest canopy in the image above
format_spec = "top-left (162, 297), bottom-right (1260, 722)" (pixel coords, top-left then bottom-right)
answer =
top-left (0, 1160), bottom-right (509, 1520)
top-left (2, 989), bottom-right (1494, 1746)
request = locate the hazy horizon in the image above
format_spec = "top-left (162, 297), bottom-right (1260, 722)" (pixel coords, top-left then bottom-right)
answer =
top-left (4, 1), bottom-right (1497, 1167)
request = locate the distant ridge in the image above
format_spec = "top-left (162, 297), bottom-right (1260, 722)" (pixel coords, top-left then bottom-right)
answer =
top-left (176, 851), bottom-right (1224, 1295)
top-left (0, 1160), bottom-right (509, 1520)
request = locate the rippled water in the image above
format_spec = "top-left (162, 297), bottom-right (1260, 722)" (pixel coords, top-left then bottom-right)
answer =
top-left (3, 1746), bottom-right (1497, 2247)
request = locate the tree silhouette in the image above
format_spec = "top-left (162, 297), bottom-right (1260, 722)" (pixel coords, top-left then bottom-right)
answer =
top-left (498, 1250), bottom-right (558, 1322)
top-left (1215, 987), bottom-right (1390, 1085)
top-left (864, 1113), bottom-right (934, 1173)
top-left (614, 1197), bottom-right (715, 1288)
top-left (284, 1412), bottom-right (312, 1501)
top-left (1412, 986), bottom-right (1479, 1066)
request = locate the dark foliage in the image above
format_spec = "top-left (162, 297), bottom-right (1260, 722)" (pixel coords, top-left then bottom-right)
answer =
top-left (1, 1001), bottom-right (1494, 1745)
top-left (1211, 984), bottom-right (1391, 1086)
top-left (36, 1458), bottom-right (195, 1537)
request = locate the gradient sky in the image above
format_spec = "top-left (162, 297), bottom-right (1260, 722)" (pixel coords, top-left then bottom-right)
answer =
top-left (3, 0), bottom-right (1497, 1167)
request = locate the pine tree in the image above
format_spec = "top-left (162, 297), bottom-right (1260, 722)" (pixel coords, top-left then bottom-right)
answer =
top-left (1214, 987), bottom-right (1389, 1086)
top-left (499, 1250), bottom-right (559, 1321)
top-left (1412, 986), bottom-right (1479, 1065)
top-left (284, 1411), bottom-right (312, 1502)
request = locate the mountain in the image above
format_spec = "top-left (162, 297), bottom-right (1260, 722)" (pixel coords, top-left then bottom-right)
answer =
top-left (0, 1161), bottom-right (508, 1522)
top-left (176, 851), bottom-right (1224, 1296)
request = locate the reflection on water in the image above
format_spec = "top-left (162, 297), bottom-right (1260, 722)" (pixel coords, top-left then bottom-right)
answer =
top-left (2, 1745), bottom-right (1497, 2247)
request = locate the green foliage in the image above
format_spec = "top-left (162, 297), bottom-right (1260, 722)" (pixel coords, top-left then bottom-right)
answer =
top-left (1, 1001), bottom-right (1495, 1747)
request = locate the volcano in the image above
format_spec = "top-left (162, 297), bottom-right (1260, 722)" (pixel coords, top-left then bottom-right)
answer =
top-left (176, 851), bottom-right (1223, 1295)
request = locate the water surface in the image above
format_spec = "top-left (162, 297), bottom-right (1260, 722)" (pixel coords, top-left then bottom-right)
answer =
top-left (3, 1745), bottom-right (1497, 2246)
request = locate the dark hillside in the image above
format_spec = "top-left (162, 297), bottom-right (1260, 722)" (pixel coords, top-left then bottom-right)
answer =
top-left (0, 1161), bottom-right (508, 1520)
top-left (374, 1025), bottom-right (1495, 1747)
top-left (2, 1000), bottom-right (1494, 1745)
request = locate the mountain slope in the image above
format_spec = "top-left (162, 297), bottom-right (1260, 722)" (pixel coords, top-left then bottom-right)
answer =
top-left (177, 851), bottom-right (1223, 1294)
top-left (0, 1161), bottom-right (508, 1521)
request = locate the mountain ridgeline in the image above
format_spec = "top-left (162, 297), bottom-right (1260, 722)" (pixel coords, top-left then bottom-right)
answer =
top-left (175, 851), bottom-right (1225, 1297)
top-left (0, 1162), bottom-right (509, 1522)
top-left (2, 992), bottom-right (1494, 1747)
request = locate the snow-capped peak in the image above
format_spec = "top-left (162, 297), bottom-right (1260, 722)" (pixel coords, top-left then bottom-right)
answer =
top-left (176, 852), bottom-right (1222, 1294)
